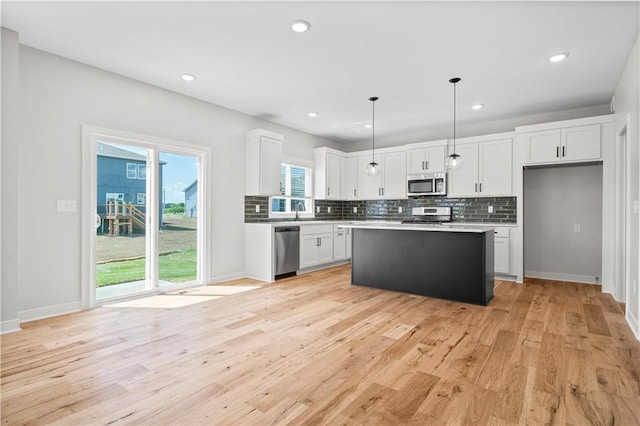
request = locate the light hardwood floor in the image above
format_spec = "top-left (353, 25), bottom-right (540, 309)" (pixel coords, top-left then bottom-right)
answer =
top-left (2, 265), bottom-right (639, 425)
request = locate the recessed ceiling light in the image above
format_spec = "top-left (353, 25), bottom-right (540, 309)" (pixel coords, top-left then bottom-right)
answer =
top-left (549, 53), bottom-right (569, 63)
top-left (292, 20), bottom-right (310, 33)
top-left (181, 73), bottom-right (196, 82)
top-left (472, 104), bottom-right (484, 110)
top-left (308, 112), bottom-right (319, 118)
top-left (364, 124), bottom-right (373, 129)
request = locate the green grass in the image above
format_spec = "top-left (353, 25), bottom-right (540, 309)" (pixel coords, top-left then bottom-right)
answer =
top-left (96, 248), bottom-right (197, 287)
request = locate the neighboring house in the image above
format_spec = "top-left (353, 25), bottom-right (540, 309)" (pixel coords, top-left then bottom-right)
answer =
top-left (183, 180), bottom-right (197, 218)
top-left (97, 142), bottom-right (164, 230)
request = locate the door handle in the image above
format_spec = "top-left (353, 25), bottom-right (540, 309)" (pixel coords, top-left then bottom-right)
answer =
top-left (425, 161), bottom-right (428, 169)
top-left (354, 189), bottom-right (356, 196)
top-left (562, 146), bottom-right (566, 157)
top-left (479, 183), bottom-right (482, 192)
top-left (556, 147), bottom-right (560, 158)
top-left (422, 161), bottom-right (425, 170)
top-left (475, 183), bottom-right (478, 192)
top-left (317, 237), bottom-right (320, 246)
top-left (327, 187), bottom-right (330, 196)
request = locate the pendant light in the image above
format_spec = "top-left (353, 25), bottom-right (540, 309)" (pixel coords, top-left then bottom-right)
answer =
top-left (447, 77), bottom-right (463, 171)
top-left (365, 96), bottom-right (380, 177)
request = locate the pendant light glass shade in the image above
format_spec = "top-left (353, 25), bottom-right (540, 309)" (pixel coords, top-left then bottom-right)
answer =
top-left (366, 96), bottom-right (380, 177)
top-left (447, 77), bottom-right (463, 171)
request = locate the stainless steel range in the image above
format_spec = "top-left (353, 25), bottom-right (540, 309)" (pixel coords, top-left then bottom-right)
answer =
top-left (401, 207), bottom-right (452, 224)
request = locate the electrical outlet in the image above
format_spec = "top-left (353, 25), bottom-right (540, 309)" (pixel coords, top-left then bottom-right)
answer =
top-left (57, 200), bottom-right (77, 213)
top-left (353, 207), bottom-right (357, 213)
top-left (488, 205), bottom-right (494, 214)
top-left (255, 205), bottom-right (260, 213)
top-left (574, 224), bottom-right (580, 233)
top-left (328, 207), bottom-right (331, 213)
top-left (595, 276), bottom-right (599, 284)
top-left (316, 206), bottom-right (320, 213)
top-left (398, 206), bottom-right (403, 213)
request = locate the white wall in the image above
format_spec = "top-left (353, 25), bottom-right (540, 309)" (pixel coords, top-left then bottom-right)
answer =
top-left (613, 32), bottom-right (640, 338)
top-left (1, 35), bottom-right (341, 328)
top-left (523, 164), bottom-right (603, 283)
top-left (1, 29), bottom-right (21, 332)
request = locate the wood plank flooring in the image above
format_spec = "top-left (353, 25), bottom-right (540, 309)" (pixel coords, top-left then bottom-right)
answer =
top-left (2, 265), bottom-right (639, 425)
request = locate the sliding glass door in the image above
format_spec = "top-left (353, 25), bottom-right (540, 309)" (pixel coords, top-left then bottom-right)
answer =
top-left (83, 126), bottom-right (207, 304)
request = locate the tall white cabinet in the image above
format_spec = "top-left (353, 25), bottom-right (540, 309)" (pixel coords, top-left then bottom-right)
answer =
top-left (246, 129), bottom-right (283, 196)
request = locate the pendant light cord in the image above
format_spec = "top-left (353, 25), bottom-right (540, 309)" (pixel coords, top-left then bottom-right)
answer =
top-left (453, 81), bottom-right (456, 153)
top-left (371, 98), bottom-right (376, 162)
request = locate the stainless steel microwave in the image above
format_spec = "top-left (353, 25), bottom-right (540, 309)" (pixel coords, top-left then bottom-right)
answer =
top-left (407, 172), bottom-right (447, 196)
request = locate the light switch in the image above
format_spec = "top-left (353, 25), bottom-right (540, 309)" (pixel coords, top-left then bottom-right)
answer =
top-left (398, 206), bottom-right (403, 213)
top-left (488, 205), bottom-right (494, 214)
top-left (255, 205), bottom-right (260, 213)
top-left (353, 207), bottom-right (358, 213)
top-left (574, 224), bottom-right (581, 233)
top-left (57, 200), bottom-right (77, 213)
top-left (316, 206), bottom-right (320, 213)
top-left (328, 207), bottom-right (331, 213)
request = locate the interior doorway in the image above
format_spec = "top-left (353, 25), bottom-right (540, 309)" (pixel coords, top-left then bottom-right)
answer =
top-left (615, 122), bottom-right (629, 305)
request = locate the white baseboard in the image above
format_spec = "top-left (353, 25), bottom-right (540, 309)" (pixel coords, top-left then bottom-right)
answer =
top-left (19, 301), bottom-right (82, 324)
top-left (626, 310), bottom-right (639, 341)
top-left (1, 319), bottom-right (21, 334)
top-left (495, 274), bottom-right (518, 283)
top-left (525, 270), bottom-right (599, 285)
top-left (209, 271), bottom-right (250, 284)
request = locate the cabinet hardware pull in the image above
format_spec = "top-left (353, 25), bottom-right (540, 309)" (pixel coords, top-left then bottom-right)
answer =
top-left (317, 238), bottom-right (320, 246)
top-left (562, 146), bottom-right (565, 157)
top-left (425, 160), bottom-right (428, 169)
top-left (556, 147), bottom-right (559, 158)
top-left (354, 189), bottom-right (356, 196)
top-left (475, 183), bottom-right (478, 192)
top-left (479, 183), bottom-right (482, 192)
top-left (382, 188), bottom-right (384, 196)
top-left (327, 187), bottom-right (330, 196)
top-left (422, 161), bottom-right (425, 170)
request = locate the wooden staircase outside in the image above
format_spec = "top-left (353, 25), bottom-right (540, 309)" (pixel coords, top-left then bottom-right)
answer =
top-left (102, 202), bottom-right (146, 236)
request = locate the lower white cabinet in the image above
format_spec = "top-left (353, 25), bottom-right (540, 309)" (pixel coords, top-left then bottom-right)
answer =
top-left (300, 225), bottom-right (334, 269)
top-left (494, 227), bottom-right (510, 274)
top-left (333, 229), bottom-right (346, 261)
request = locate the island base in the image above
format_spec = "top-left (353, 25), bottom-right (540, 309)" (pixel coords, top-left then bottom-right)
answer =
top-left (351, 228), bottom-right (494, 306)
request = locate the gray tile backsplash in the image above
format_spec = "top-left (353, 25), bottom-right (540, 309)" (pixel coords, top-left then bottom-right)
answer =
top-left (245, 196), bottom-right (516, 223)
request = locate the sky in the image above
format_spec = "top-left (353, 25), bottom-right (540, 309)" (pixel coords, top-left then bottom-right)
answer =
top-left (160, 152), bottom-right (199, 204)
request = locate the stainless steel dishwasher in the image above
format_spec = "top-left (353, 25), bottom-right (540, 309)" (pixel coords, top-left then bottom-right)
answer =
top-left (274, 226), bottom-right (300, 278)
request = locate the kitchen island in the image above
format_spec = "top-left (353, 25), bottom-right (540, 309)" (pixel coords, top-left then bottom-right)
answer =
top-left (340, 223), bottom-right (495, 306)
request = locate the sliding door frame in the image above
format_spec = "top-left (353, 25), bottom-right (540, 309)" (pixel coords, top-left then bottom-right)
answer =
top-left (81, 125), bottom-right (211, 308)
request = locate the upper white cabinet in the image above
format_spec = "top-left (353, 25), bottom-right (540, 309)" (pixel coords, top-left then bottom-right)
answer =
top-left (520, 123), bottom-right (601, 165)
top-left (246, 129), bottom-right (283, 196)
top-left (406, 140), bottom-right (447, 174)
top-left (448, 136), bottom-right (513, 197)
top-left (359, 149), bottom-right (407, 199)
top-left (342, 156), bottom-right (360, 200)
top-left (313, 148), bottom-right (343, 200)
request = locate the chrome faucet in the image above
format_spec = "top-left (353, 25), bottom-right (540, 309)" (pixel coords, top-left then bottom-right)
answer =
top-left (295, 202), bottom-right (305, 220)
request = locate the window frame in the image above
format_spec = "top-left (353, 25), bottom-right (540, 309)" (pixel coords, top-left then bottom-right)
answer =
top-left (126, 162), bottom-right (137, 179)
top-left (269, 158), bottom-right (314, 219)
top-left (137, 163), bottom-right (147, 180)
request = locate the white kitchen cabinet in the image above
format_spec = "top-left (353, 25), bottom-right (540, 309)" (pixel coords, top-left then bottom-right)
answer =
top-left (406, 142), bottom-right (446, 174)
top-left (313, 148), bottom-right (343, 200)
top-left (333, 228), bottom-right (346, 261)
top-left (493, 227), bottom-right (510, 274)
top-left (448, 138), bottom-right (512, 197)
top-left (300, 225), bottom-right (333, 269)
top-left (358, 150), bottom-right (407, 199)
top-left (342, 156), bottom-right (360, 200)
top-left (522, 124), bottom-right (601, 165)
top-left (246, 129), bottom-right (283, 196)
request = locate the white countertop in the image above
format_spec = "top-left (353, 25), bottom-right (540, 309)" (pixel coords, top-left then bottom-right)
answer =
top-left (338, 222), bottom-right (494, 233)
top-left (246, 220), bottom-right (515, 230)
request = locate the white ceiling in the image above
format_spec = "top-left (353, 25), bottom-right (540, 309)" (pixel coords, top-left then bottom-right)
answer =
top-left (2, 1), bottom-right (638, 144)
